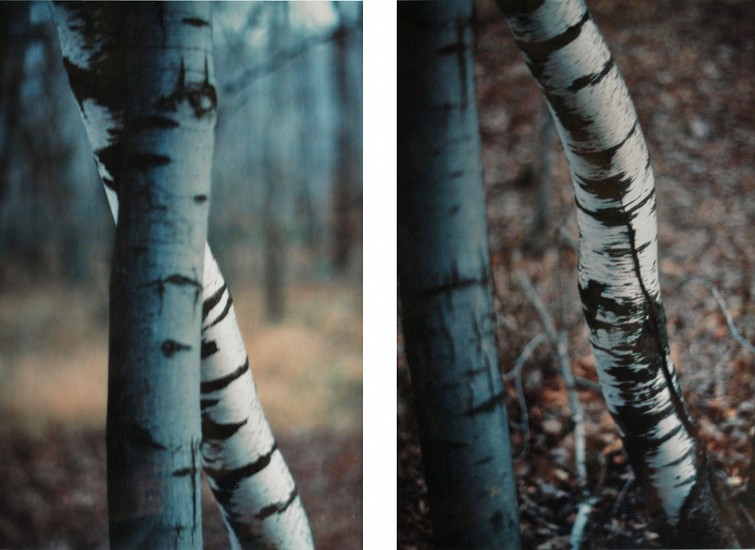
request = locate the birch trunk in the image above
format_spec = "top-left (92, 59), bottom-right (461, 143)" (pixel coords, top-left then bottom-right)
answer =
top-left (50, 3), bottom-right (313, 548)
top-left (398, 2), bottom-right (521, 548)
top-left (497, 0), bottom-right (744, 546)
top-left (105, 4), bottom-right (215, 546)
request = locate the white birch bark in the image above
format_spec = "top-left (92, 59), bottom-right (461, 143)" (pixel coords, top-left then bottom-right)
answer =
top-left (497, 0), bottom-right (740, 546)
top-left (106, 3), bottom-right (215, 546)
top-left (398, 2), bottom-right (521, 548)
top-left (49, 3), bottom-right (313, 548)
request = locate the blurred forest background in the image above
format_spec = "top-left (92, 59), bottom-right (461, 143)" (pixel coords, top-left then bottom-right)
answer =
top-left (0, 2), bottom-right (362, 548)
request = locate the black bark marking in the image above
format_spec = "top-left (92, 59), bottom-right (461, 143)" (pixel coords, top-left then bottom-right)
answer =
top-left (156, 56), bottom-right (216, 119)
top-left (164, 274), bottom-right (202, 290)
top-left (543, 90), bottom-right (593, 143)
top-left (130, 152), bottom-right (171, 170)
top-left (201, 339), bottom-right (218, 358)
top-left (200, 358), bottom-right (249, 393)
top-left (419, 261), bottom-right (489, 298)
top-left (254, 488), bottom-right (298, 520)
top-left (573, 170), bottom-right (634, 200)
top-left (208, 293), bottom-right (234, 329)
top-left (574, 190), bottom-right (653, 228)
top-left (570, 120), bottom-right (638, 165)
top-left (95, 143), bottom-right (123, 186)
top-left (200, 398), bottom-right (219, 410)
top-left (202, 284), bottom-right (227, 319)
top-left (126, 423), bottom-right (166, 451)
top-left (193, 194), bottom-right (208, 203)
top-left (464, 391), bottom-right (504, 416)
top-left (102, 176), bottom-right (118, 192)
top-left (517, 11), bottom-right (591, 68)
top-left (181, 17), bottom-right (209, 27)
top-left (567, 57), bottom-right (615, 92)
top-left (161, 339), bottom-right (192, 357)
top-left (574, 196), bottom-right (627, 227)
top-left (172, 467), bottom-right (194, 477)
top-left (202, 416), bottom-right (248, 441)
top-left (132, 115), bottom-right (179, 131)
top-left (205, 442), bottom-right (278, 491)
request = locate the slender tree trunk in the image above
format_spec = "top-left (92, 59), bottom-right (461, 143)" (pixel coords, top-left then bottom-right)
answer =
top-left (261, 3), bottom-right (288, 323)
top-left (330, 5), bottom-right (359, 274)
top-left (497, 0), bottom-right (748, 546)
top-left (398, 2), bottom-right (522, 548)
top-left (50, 4), bottom-right (313, 547)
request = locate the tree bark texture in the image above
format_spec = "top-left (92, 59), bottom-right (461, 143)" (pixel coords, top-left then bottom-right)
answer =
top-left (398, 2), bottom-right (522, 548)
top-left (50, 3), bottom-right (313, 548)
top-left (497, 0), bottom-right (744, 546)
top-left (107, 3), bottom-right (215, 546)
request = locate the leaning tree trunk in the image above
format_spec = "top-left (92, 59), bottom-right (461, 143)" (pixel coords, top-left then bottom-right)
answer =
top-left (50, 3), bottom-right (313, 548)
top-left (398, 2), bottom-right (522, 548)
top-left (496, 0), bottom-right (747, 546)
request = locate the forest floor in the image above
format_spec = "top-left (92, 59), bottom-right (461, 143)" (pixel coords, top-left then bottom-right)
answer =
top-left (0, 282), bottom-right (362, 549)
top-left (398, 0), bottom-right (754, 548)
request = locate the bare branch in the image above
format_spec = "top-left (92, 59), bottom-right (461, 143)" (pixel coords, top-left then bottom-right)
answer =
top-left (516, 270), bottom-right (589, 490)
top-left (505, 333), bottom-right (549, 459)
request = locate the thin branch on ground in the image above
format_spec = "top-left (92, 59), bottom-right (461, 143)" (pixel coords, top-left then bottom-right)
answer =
top-left (683, 277), bottom-right (755, 354)
top-left (610, 472), bottom-right (635, 519)
top-left (516, 270), bottom-right (589, 491)
top-left (505, 333), bottom-right (549, 459)
top-left (570, 495), bottom-right (598, 550)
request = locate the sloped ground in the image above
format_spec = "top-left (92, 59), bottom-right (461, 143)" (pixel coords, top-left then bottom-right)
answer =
top-left (0, 283), bottom-right (362, 549)
top-left (399, 0), bottom-right (753, 547)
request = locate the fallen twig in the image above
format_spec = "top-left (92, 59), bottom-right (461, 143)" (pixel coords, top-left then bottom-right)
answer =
top-left (516, 270), bottom-right (589, 490)
top-left (570, 495), bottom-right (598, 550)
top-left (505, 333), bottom-right (549, 459)
top-left (683, 277), bottom-right (755, 354)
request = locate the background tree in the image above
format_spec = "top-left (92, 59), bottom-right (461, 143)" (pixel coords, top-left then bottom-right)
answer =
top-left (330, 2), bottom-right (363, 275)
top-left (398, 1), bottom-right (522, 547)
top-left (496, 0), bottom-right (752, 546)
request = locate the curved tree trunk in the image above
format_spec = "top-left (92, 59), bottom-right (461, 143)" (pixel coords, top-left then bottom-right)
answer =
top-left (497, 0), bottom-right (746, 546)
top-left (398, 2), bottom-right (522, 548)
top-left (50, 3), bottom-right (313, 548)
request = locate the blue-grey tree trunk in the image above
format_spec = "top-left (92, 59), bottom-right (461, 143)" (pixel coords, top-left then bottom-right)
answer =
top-left (106, 3), bottom-right (215, 547)
top-left (398, 2), bottom-right (522, 548)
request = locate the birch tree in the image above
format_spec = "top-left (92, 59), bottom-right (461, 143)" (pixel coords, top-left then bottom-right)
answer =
top-left (496, 0), bottom-right (750, 546)
top-left (398, 2), bottom-right (521, 547)
top-left (50, 3), bottom-right (313, 548)
top-left (105, 3), bottom-right (214, 545)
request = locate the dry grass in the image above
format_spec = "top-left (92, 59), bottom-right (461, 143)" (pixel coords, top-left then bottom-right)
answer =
top-left (0, 282), bottom-right (362, 437)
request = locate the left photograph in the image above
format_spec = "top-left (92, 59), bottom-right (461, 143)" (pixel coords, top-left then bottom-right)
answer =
top-left (0, 2), bottom-right (362, 548)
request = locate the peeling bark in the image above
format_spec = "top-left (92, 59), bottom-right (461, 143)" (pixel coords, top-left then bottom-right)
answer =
top-left (398, 2), bottom-right (521, 548)
top-left (497, 0), bottom-right (748, 546)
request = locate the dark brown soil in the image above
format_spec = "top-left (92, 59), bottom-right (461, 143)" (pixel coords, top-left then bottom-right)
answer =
top-left (0, 421), bottom-right (362, 549)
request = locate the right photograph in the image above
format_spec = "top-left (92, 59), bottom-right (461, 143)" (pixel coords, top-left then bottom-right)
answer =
top-left (397, 0), bottom-right (754, 548)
